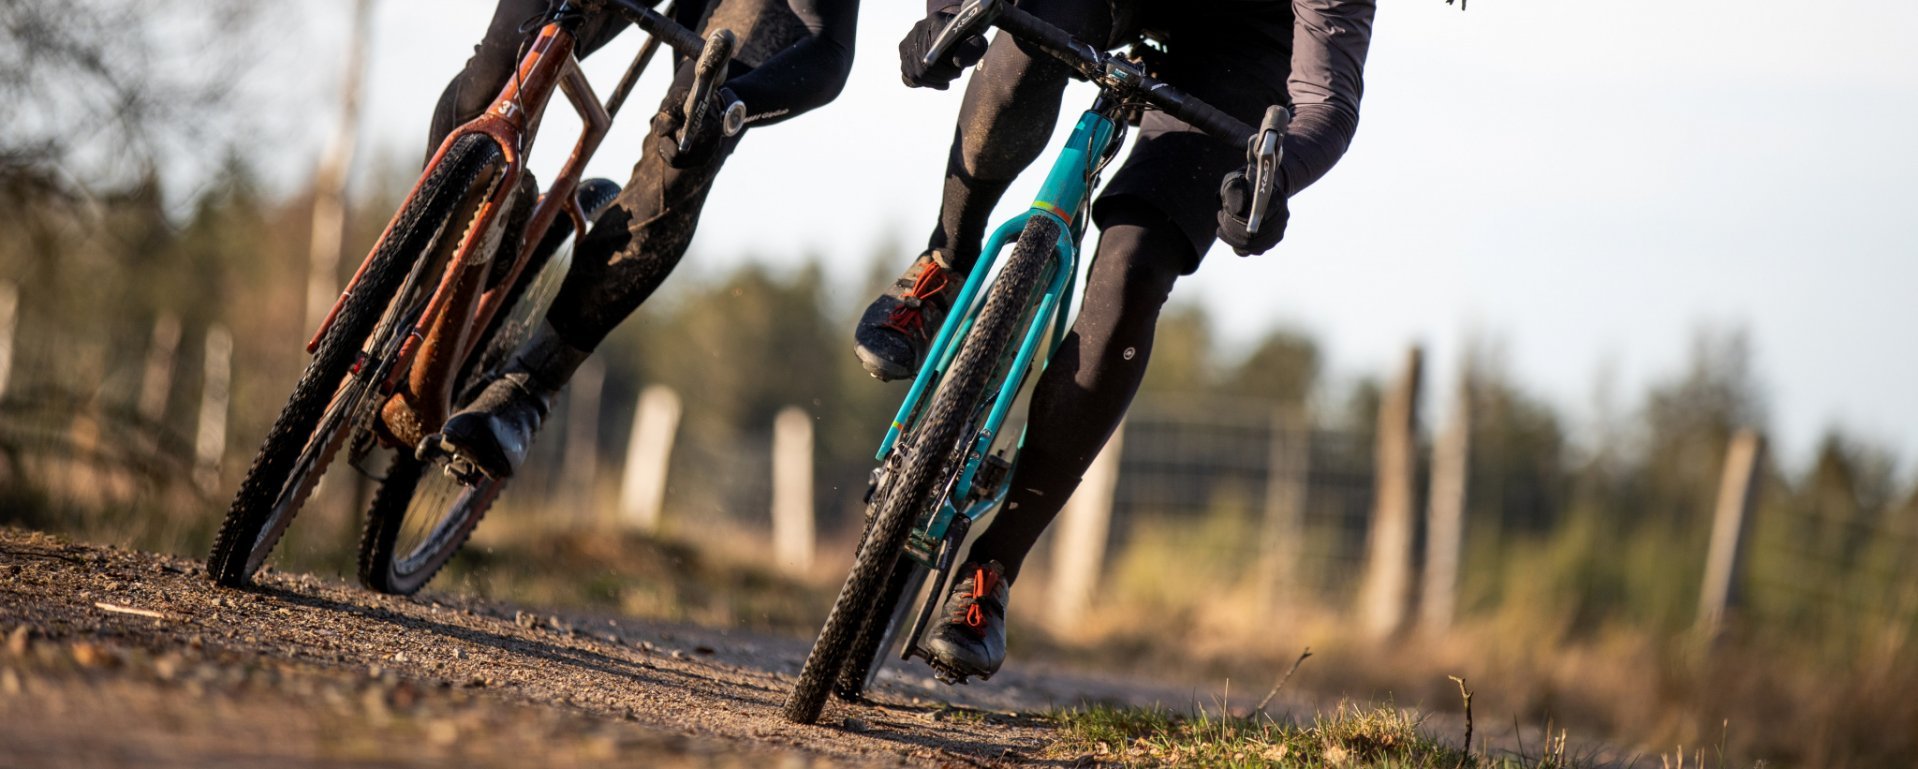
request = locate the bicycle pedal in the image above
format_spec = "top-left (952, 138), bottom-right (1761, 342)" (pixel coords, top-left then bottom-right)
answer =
top-left (421, 434), bottom-right (492, 487)
top-left (927, 660), bottom-right (982, 687)
top-left (415, 434), bottom-right (451, 463)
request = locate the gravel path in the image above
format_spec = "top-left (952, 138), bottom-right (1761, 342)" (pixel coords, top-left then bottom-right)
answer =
top-left (0, 528), bottom-right (1216, 768)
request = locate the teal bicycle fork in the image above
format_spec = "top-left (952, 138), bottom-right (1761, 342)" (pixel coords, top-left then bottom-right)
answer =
top-left (867, 108), bottom-right (1122, 667)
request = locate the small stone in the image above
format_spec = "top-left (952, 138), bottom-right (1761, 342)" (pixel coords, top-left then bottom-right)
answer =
top-left (693, 645), bottom-right (716, 655)
top-left (154, 655), bottom-right (182, 681)
top-left (669, 650), bottom-right (684, 660)
top-left (392, 651), bottom-right (407, 663)
top-left (70, 642), bottom-right (104, 667)
top-left (451, 648), bottom-right (465, 660)
top-left (514, 611), bottom-right (537, 629)
top-left (5, 626), bottom-right (30, 657)
top-left (842, 716), bottom-right (870, 733)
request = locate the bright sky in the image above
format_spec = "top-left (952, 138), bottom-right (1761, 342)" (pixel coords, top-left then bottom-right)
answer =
top-left (259, 0), bottom-right (1918, 473)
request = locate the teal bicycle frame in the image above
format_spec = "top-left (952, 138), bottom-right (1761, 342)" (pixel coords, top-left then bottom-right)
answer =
top-left (874, 105), bottom-right (1122, 566)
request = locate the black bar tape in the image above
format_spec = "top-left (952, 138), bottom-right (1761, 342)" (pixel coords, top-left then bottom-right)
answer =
top-left (610, 0), bottom-right (706, 57)
top-left (994, 5), bottom-right (1101, 72)
top-left (1138, 76), bottom-right (1254, 145)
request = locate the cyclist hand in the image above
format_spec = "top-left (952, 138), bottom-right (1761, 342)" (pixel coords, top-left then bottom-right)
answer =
top-left (899, 8), bottom-right (988, 90)
top-left (1216, 167), bottom-right (1289, 256)
top-left (651, 68), bottom-right (742, 169)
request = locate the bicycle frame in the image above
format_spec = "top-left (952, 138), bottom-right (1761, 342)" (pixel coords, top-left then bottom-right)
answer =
top-left (876, 105), bottom-right (1123, 565)
top-left (303, 20), bottom-right (605, 449)
top-left (302, 0), bottom-right (704, 450)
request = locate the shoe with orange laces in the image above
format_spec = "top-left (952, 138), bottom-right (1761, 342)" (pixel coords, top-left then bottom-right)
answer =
top-left (853, 251), bottom-right (962, 381)
top-left (922, 560), bottom-right (1009, 683)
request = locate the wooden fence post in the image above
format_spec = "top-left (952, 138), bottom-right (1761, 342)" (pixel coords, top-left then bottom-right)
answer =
top-left (1358, 346), bottom-right (1422, 640)
top-left (304, 0), bottom-right (373, 332)
top-left (560, 357), bottom-right (605, 523)
top-left (1699, 428), bottom-right (1763, 635)
top-left (1256, 407), bottom-right (1310, 610)
top-left (1048, 422), bottom-right (1125, 633)
top-left (0, 281), bottom-right (17, 401)
top-left (771, 406), bottom-right (815, 575)
top-left (1420, 367), bottom-right (1472, 634)
top-left (138, 314), bottom-right (183, 423)
top-left (194, 325), bottom-right (233, 493)
top-left (617, 385), bottom-right (680, 533)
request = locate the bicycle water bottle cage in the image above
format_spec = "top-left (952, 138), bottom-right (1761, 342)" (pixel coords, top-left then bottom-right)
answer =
top-left (925, 0), bottom-right (1003, 68)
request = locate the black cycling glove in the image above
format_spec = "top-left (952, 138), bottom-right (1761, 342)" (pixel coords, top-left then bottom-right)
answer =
top-left (899, 9), bottom-right (988, 90)
top-left (651, 65), bottom-right (743, 170)
top-left (1217, 169), bottom-right (1289, 256)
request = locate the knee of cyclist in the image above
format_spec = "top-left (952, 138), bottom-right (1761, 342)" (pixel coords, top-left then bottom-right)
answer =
top-left (1092, 204), bottom-right (1190, 292)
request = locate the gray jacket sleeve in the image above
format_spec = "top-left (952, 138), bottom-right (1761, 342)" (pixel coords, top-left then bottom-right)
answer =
top-left (1282, 0), bottom-right (1376, 197)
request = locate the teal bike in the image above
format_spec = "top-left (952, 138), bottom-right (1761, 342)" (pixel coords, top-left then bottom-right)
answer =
top-left (782, 0), bottom-right (1288, 724)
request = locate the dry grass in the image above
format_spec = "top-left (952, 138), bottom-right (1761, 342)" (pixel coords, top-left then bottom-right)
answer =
top-left (1045, 702), bottom-right (1588, 769)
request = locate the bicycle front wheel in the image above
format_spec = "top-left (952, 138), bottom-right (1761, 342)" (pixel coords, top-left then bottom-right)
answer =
top-left (206, 134), bottom-right (506, 587)
top-left (782, 213), bottom-right (1061, 724)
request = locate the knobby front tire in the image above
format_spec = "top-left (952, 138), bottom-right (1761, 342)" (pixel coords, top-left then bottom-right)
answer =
top-left (206, 134), bottom-right (505, 588)
top-left (782, 214), bottom-right (1061, 724)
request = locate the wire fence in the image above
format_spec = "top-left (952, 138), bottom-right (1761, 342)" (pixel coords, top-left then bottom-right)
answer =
top-left (3, 297), bottom-right (1914, 643)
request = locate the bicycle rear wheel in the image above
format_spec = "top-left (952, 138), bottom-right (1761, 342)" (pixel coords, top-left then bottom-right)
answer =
top-left (206, 134), bottom-right (505, 587)
top-left (356, 178), bottom-right (620, 596)
top-left (833, 556), bottom-right (926, 702)
top-left (782, 214), bottom-right (1061, 724)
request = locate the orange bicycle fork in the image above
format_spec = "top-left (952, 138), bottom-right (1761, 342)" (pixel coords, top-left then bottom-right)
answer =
top-left (306, 20), bottom-right (611, 445)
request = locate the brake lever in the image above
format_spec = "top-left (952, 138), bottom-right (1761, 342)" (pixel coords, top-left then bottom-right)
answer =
top-left (1244, 105), bottom-right (1290, 237)
top-left (679, 28), bottom-right (741, 154)
top-left (922, 0), bottom-right (1002, 69)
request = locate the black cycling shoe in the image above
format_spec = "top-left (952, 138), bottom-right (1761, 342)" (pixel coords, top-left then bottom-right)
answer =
top-left (922, 560), bottom-right (1009, 684)
top-left (433, 322), bottom-right (589, 482)
top-left (853, 251), bottom-right (962, 381)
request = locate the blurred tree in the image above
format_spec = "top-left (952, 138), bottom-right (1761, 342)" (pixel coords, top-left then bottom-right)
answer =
top-left (1217, 328), bottom-right (1319, 405)
top-left (0, 0), bottom-right (260, 211)
top-left (1138, 304), bottom-right (1216, 396)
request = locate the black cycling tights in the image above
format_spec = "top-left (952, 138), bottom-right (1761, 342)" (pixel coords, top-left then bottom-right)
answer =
top-left (965, 201), bottom-right (1189, 583)
top-left (929, 0), bottom-right (1118, 269)
top-left (427, 0), bottom-right (803, 351)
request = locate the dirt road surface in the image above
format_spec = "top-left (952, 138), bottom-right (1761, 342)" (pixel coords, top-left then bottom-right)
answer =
top-left (0, 528), bottom-right (1233, 768)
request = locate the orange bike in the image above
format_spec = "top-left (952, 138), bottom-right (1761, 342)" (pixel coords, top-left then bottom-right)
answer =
top-left (208, 1), bottom-right (738, 590)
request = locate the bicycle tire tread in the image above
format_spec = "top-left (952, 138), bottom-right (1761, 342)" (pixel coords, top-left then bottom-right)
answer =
top-left (783, 215), bottom-right (1060, 723)
top-left (207, 134), bottom-right (503, 587)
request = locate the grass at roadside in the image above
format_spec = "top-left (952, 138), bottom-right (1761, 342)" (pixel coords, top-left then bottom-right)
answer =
top-left (1044, 704), bottom-right (1588, 769)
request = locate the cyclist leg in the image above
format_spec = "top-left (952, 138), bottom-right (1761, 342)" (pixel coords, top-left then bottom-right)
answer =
top-left (960, 200), bottom-right (1187, 583)
top-left (437, 0), bottom-right (810, 478)
top-left (853, 0), bottom-right (1136, 381)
